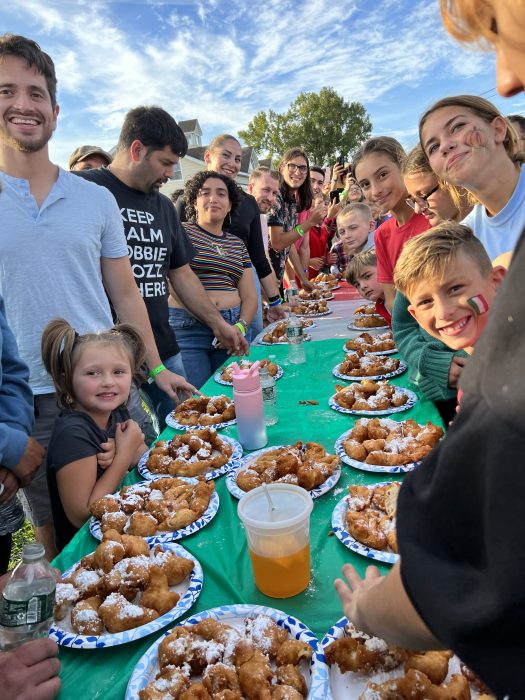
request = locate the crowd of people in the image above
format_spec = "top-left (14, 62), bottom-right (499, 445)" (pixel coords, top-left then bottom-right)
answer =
top-left (0, 0), bottom-right (524, 694)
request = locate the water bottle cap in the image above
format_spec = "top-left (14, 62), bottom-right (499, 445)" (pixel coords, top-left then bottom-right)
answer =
top-left (231, 361), bottom-right (261, 392)
top-left (22, 542), bottom-right (45, 561)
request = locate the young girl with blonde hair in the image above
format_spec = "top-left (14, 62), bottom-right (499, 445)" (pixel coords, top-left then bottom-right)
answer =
top-left (41, 319), bottom-right (148, 551)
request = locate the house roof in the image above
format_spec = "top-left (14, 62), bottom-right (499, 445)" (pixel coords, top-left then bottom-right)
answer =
top-left (187, 146), bottom-right (207, 162)
top-left (179, 119), bottom-right (200, 133)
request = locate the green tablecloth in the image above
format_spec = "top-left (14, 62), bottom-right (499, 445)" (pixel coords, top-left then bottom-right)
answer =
top-left (53, 338), bottom-right (443, 699)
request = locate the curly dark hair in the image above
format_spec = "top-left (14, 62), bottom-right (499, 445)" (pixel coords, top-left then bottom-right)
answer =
top-left (183, 171), bottom-right (241, 222)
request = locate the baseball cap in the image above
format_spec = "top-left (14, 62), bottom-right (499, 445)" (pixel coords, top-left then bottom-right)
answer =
top-left (68, 145), bottom-right (113, 170)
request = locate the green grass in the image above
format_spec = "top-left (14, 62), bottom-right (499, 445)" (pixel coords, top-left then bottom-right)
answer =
top-left (9, 519), bottom-right (35, 570)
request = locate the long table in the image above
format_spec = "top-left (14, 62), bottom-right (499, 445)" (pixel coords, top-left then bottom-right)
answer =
top-left (53, 321), bottom-right (443, 699)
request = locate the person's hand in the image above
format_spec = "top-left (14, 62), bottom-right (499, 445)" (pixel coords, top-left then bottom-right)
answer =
top-left (153, 369), bottom-right (198, 401)
top-left (11, 437), bottom-right (44, 487)
top-left (448, 355), bottom-right (468, 388)
top-left (308, 257), bottom-right (325, 271)
top-left (97, 438), bottom-right (115, 470)
top-left (326, 198), bottom-right (343, 221)
top-left (334, 563), bottom-right (383, 631)
top-left (300, 278), bottom-right (315, 292)
top-left (213, 321), bottom-right (250, 356)
top-left (266, 303), bottom-right (288, 323)
top-left (115, 420), bottom-right (145, 465)
top-left (309, 204), bottom-right (326, 227)
top-left (327, 251), bottom-right (337, 265)
top-left (0, 638), bottom-right (61, 700)
top-left (331, 162), bottom-right (346, 184)
top-left (0, 467), bottom-right (19, 504)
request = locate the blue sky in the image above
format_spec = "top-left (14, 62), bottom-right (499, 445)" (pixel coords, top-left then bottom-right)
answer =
top-left (2, 0), bottom-right (524, 168)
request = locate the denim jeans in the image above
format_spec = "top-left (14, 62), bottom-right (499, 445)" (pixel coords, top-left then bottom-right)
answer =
top-left (246, 266), bottom-right (263, 343)
top-left (169, 306), bottom-right (241, 389)
top-left (140, 352), bottom-right (187, 433)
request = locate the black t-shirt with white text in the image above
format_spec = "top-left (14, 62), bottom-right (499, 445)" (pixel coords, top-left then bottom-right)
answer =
top-left (79, 168), bottom-right (195, 360)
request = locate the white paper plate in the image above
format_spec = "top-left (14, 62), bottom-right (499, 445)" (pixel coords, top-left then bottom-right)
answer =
top-left (296, 307), bottom-right (333, 317)
top-left (332, 359), bottom-right (407, 382)
top-left (257, 333), bottom-right (312, 345)
top-left (137, 435), bottom-right (243, 481)
top-left (328, 388), bottom-right (417, 417)
top-left (49, 541), bottom-right (203, 649)
top-left (165, 408), bottom-right (236, 431)
top-left (226, 445), bottom-right (341, 500)
top-left (331, 492), bottom-right (399, 565)
top-left (342, 342), bottom-right (397, 356)
top-left (299, 294), bottom-right (334, 303)
top-left (214, 364), bottom-right (284, 386)
top-left (347, 319), bottom-right (389, 331)
top-left (126, 604), bottom-right (330, 700)
top-left (89, 477), bottom-right (220, 544)
top-left (322, 617), bottom-right (476, 699)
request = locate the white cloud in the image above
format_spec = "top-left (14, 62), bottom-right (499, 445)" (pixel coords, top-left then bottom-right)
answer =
top-left (0, 0), bottom-right (498, 167)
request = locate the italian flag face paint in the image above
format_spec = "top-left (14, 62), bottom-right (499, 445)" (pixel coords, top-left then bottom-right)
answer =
top-left (467, 294), bottom-right (489, 315)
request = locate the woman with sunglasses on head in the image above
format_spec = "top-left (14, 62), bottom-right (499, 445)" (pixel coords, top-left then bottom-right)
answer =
top-left (334, 4), bottom-right (525, 697)
top-left (267, 147), bottom-right (326, 290)
top-left (173, 134), bottom-right (285, 341)
top-left (169, 171), bottom-right (257, 388)
top-left (391, 144), bottom-right (473, 424)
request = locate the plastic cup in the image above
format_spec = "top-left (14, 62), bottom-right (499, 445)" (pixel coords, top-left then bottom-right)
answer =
top-left (237, 484), bottom-right (313, 598)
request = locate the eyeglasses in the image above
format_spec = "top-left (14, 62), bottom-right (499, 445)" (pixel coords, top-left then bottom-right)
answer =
top-left (406, 184), bottom-right (440, 211)
top-left (286, 163), bottom-right (308, 174)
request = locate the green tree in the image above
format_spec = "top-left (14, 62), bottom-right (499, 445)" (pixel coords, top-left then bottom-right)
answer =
top-left (238, 87), bottom-right (372, 166)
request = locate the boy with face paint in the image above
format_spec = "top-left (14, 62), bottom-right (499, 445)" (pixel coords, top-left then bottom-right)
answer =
top-left (394, 223), bottom-right (505, 356)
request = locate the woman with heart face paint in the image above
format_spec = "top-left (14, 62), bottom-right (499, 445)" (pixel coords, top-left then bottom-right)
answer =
top-left (334, 4), bottom-right (525, 698)
top-left (419, 94), bottom-right (525, 260)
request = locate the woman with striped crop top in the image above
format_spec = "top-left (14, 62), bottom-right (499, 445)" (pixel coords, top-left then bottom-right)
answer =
top-left (169, 171), bottom-right (257, 388)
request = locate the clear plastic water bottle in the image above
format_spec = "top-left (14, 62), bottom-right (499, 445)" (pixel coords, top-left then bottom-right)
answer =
top-left (0, 495), bottom-right (25, 537)
top-left (286, 314), bottom-right (306, 365)
top-left (285, 281), bottom-right (299, 307)
top-left (0, 542), bottom-right (56, 651)
top-left (259, 366), bottom-right (278, 426)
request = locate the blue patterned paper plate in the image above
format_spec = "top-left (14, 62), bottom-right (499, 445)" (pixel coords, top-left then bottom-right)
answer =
top-left (89, 477), bottom-right (220, 544)
top-left (214, 363), bottom-right (284, 386)
top-left (296, 307), bottom-right (333, 317)
top-left (125, 603), bottom-right (330, 700)
top-left (49, 541), bottom-right (203, 649)
top-left (332, 359), bottom-right (407, 382)
top-left (225, 445), bottom-right (341, 500)
top-left (137, 435), bottom-right (243, 482)
top-left (333, 427), bottom-right (422, 474)
top-left (257, 332), bottom-right (312, 345)
top-left (328, 388), bottom-right (418, 418)
top-left (332, 493), bottom-right (399, 565)
top-left (165, 411), bottom-right (236, 431)
top-left (342, 343), bottom-right (397, 356)
top-left (347, 319), bottom-right (389, 331)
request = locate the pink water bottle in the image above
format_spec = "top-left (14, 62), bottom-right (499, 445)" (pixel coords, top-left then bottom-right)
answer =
top-left (231, 361), bottom-right (268, 450)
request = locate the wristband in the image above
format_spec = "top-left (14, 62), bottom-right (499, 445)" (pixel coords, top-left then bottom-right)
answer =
top-left (268, 293), bottom-right (281, 304)
top-left (295, 224), bottom-right (305, 237)
top-left (268, 298), bottom-right (283, 307)
top-left (148, 363), bottom-right (167, 384)
top-left (235, 322), bottom-right (247, 335)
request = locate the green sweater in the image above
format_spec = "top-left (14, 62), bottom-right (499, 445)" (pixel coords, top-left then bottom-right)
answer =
top-left (392, 293), bottom-right (467, 402)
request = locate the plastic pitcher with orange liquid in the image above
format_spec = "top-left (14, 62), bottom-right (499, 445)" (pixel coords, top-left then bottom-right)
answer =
top-left (237, 483), bottom-right (313, 598)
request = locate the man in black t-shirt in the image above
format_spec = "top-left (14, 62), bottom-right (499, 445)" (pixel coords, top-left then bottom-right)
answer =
top-left (80, 107), bottom-right (248, 427)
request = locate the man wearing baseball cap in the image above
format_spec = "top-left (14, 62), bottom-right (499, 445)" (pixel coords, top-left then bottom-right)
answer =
top-left (68, 145), bottom-right (112, 171)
